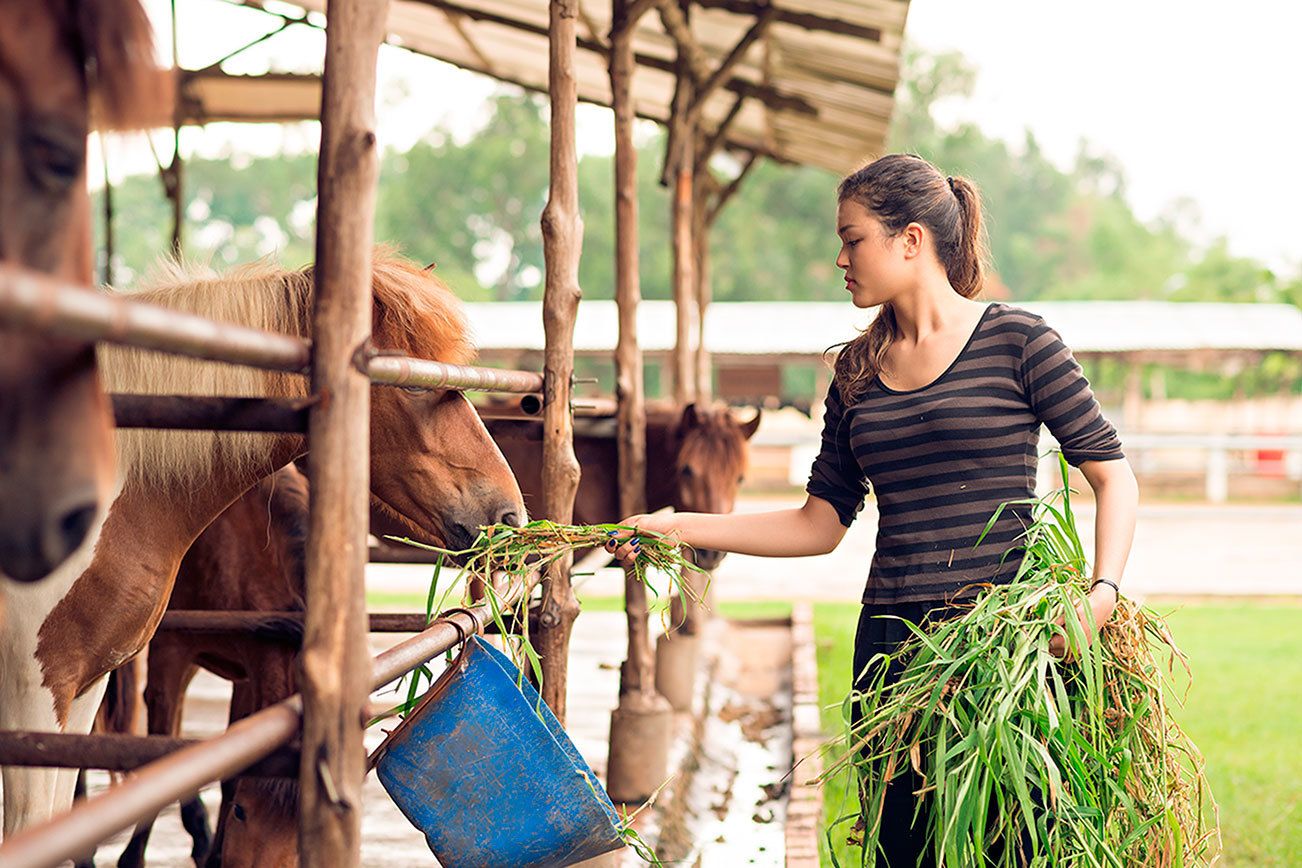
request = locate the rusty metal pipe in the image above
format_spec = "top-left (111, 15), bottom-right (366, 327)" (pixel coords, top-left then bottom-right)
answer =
top-left (0, 731), bottom-right (298, 777)
top-left (111, 394), bottom-right (313, 432)
top-left (0, 265), bottom-right (311, 372)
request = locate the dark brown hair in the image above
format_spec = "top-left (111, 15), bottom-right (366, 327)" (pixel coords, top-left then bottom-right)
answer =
top-left (830, 154), bottom-right (989, 402)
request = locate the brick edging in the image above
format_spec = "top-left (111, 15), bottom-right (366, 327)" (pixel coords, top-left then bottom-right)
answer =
top-left (785, 602), bottom-right (824, 866)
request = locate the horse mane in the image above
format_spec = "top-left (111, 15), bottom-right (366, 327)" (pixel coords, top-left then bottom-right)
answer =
top-left (102, 247), bottom-right (474, 490)
top-left (653, 402), bottom-right (750, 478)
top-left (70, 0), bottom-right (173, 130)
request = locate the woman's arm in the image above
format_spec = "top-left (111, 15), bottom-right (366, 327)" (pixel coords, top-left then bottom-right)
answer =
top-left (609, 496), bottom-right (850, 561)
top-left (1052, 456), bottom-right (1139, 656)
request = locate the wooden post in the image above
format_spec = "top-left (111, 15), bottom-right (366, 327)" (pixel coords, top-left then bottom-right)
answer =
top-left (299, 0), bottom-right (386, 865)
top-left (535, 0), bottom-right (584, 723)
top-left (611, 0), bottom-right (650, 673)
top-left (668, 56), bottom-right (698, 406)
top-left (693, 175), bottom-right (712, 402)
top-left (605, 0), bottom-right (674, 805)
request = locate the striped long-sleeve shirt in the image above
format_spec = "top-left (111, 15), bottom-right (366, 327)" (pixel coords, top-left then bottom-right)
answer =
top-left (806, 302), bottom-right (1124, 605)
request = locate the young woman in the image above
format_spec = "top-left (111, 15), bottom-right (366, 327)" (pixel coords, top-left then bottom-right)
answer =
top-left (609, 153), bottom-right (1139, 866)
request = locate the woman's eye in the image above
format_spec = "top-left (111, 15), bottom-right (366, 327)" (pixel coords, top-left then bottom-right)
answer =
top-left (847, 239), bottom-right (861, 248)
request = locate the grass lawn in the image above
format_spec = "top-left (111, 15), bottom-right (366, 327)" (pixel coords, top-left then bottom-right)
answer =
top-left (812, 600), bottom-right (1302, 866)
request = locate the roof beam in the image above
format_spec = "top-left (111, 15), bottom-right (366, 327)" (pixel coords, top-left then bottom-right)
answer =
top-left (692, 4), bottom-right (775, 111)
top-left (693, 0), bottom-right (884, 42)
top-left (399, 0), bottom-right (815, 115)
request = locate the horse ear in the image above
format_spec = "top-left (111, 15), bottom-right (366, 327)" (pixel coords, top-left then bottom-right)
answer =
top-left (681, 402), bottom-right (700, 429)
top-left (738, 408), bottom-right (761, 440)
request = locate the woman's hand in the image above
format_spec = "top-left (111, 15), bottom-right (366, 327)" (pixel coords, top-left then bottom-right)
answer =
top-left (1049, 582), bottom-right (1119, 659)
top-left (604, 513), bottom-right (680, 566)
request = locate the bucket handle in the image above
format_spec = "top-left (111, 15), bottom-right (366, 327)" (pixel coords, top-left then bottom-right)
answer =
top-left (367, 608), bottom-right (482, 770)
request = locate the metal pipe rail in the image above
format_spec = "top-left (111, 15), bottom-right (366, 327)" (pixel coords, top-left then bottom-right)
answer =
top-left (0, 266), bottom-right (544, 394)
top-left (0, 576), bottom-right (529, 868)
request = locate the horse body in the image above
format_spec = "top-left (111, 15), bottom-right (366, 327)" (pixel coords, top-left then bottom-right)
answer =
top-left (0, 0), bottom-right (163, 583)
top-left (0, 251), bottom-right (525, 836)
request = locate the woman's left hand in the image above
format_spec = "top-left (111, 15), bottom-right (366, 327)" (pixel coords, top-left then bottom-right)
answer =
top-left (1049, 583), bottom-right (1119, 659)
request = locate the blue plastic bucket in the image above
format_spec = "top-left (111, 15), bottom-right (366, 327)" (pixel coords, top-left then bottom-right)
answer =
top-left (375, 636), bottom-right (625, 866)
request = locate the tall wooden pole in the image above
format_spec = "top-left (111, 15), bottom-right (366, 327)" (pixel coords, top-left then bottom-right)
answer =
top-left (605, 0), bottom-right (674, 803)
top-left (611, 0), bottom-right (650, 700)
top-left (693, 176), bottom-right (712, 402)
top-left (668, 15), bottom-right (698, 406)
top-left (299, 0), bottom-right (387, 864)
top-left (535, 0), bottom-right (584, 722)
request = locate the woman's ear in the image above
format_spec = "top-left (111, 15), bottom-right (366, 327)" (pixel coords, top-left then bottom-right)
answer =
top-left (901, 222), bottom-right (925, 259)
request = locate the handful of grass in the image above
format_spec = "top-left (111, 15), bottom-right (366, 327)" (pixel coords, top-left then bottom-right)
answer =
top-left (386, 520), bottom-right (701, 866)
top-left (821, 455), bottom-right (1219, 867)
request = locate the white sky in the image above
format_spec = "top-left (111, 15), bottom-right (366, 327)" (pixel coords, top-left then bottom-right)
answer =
top-left (106, 0), bottom-right (1301, 276)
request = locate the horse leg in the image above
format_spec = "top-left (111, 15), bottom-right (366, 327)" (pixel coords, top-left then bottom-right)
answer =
top-left (117, 645), bottom-right (201, 868)
top-left (73, 770), bottom-right (96, 868)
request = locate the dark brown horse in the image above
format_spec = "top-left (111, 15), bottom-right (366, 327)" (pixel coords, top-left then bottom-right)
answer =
top-left (0, 0), bottom-right (165, 583)
top-left (485, 402), bottom-right (760, 568)
top-left (1, 250), bottom-right (524, 837)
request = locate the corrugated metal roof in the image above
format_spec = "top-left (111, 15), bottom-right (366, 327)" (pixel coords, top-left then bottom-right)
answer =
top-left (237, 0), bottom-right (911, 173)
top-left (463, 300), bottom-right (1302, 355)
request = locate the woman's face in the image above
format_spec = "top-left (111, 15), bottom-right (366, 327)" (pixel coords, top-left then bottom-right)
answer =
top-left (835, 199), bottom-right (910, 308)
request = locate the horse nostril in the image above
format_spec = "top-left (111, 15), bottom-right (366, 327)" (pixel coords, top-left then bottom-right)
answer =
top-left (58, 502), bottom-right (97, 553)
top-left (500, 510), bottom-right (523, 528)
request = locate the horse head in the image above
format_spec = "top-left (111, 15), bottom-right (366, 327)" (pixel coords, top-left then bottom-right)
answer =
top-left (0, 0), bottom-right (166, 581)
top-left (360, 252), bottom-right (525, 553)
top-left (673, 402), bottom-right (761, 570)
top-left (219, 777), bottom-right (300, 867)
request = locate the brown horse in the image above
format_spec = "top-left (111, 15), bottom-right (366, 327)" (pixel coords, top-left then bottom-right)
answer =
top-left (0, 0), bottom-right (164, 583)
top-left (485, 402), bottom-right (761, 569)
top-left (0, 250), bottom-right (524, 837)
top-left (115, 465), bottom-right (310, 868)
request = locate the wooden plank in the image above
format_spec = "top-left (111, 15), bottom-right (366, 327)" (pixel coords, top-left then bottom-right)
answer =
top-left (299, 0), bottom-right (387, 864)
top-left (535, 0), bottom-right (584, 723)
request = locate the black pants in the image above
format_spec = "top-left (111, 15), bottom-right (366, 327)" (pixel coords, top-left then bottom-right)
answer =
top-left (851, 601), bottom-right (962, 868)
top-left (851, 601), bottom-right (1042, 868)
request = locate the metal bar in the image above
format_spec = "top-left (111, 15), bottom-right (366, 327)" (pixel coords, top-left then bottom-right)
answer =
top-left (111, 394), bottom-right (313, 432)
top-left (155, 610), bottom-right (442, 634)
top-left (0, 701), bottom-right (303, 868)
top-left (0, 731), bottom-right (298, 777)
top-left (0, 268), bottom-right (543, 395)
top-left (366, 353), bottom-right (543, 393)
top-left (0, 265), bottom-right (312, 372)
top-left (0, 582), bottom-right (525, 868)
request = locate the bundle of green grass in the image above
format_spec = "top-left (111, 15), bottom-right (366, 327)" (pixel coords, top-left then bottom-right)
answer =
top-left (821, 456), bottom-right (1219, 867)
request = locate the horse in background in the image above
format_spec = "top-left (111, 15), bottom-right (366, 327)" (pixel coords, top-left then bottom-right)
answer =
top-left (485, 402), bottom-right (761, 569)
top-left (0, 250), bottom-right (524, 837)
top-left (0, 0), bottom-right (166, 583)
top-left (114, 465), bottom-right (310, 868)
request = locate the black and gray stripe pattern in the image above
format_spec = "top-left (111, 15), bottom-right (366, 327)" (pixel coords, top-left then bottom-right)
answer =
top-left (807, 303), bottom-right (1124, 604)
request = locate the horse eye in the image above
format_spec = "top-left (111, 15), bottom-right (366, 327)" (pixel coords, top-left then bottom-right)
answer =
top-left (400, 385), bottom-right (427, 394)
top-left (233, 803), bottom-right (247, 822)
top-left (680, 465), bottom-right (694, 478)
top-left (24, 130), bottom-right (83, 193)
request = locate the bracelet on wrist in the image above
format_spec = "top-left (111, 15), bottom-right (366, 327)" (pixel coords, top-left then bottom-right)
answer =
top-left (1090, 577), bottom-right (1121, 599)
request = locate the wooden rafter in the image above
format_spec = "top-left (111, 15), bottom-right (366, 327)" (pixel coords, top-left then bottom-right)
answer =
top-left (441, 8), bottom-right (495, 75)
top-left (691, 3), bottom-right (775, 113)
top-left (695, 0), bottom-right (884, 41)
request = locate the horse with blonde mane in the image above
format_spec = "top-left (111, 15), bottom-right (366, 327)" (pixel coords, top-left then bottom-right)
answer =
top-left (0, 0), bottom-right (165, 584)
top-left (0, 249), bottom-right (525, 836)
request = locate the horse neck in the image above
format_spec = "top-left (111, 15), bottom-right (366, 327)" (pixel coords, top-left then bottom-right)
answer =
top-left (644, 416), bottom-right (679, 511)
